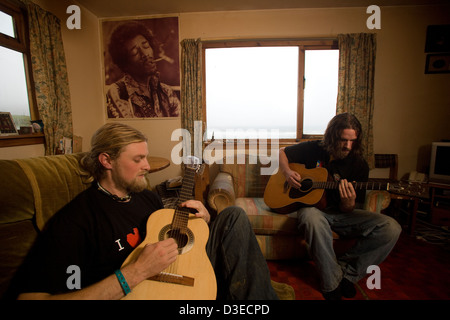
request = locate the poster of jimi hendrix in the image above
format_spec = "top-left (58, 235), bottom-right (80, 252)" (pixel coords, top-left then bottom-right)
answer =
top-left (102, 17), bottom-right (180, 118)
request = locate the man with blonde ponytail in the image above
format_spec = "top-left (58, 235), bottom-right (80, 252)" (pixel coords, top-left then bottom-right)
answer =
top-left (15, 123), bottom-right (277, 300)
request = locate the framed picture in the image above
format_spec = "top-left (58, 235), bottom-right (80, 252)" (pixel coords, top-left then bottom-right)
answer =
top-left (101, 17), bottom-right (180, 119)
top-left (425, 53), bottom-right (450, 74)
top-left (0, 112), bottom-right (18, 135)
top-left (425, 25), bottom-right (450, 53)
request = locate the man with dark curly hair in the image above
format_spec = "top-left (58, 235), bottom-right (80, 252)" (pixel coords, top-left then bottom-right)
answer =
top-left (278, 113), bottom-right (401, 300)
top-left (106, 22), bottom-right (180, 118)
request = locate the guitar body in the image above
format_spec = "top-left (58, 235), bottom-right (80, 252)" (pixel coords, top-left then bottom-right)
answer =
top-left (121, 208), bottom-right (217, 300)
top-left (264, 163), bottom-right (328, 213)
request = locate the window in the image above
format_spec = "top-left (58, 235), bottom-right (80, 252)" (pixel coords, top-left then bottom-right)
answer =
top-left (0, 0), bottom-right (37, 135)
top-left (203, 40), bottom-right (338, 141)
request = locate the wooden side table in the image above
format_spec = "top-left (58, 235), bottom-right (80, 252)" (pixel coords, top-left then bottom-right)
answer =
top-left (147, 156), bottom-right (170, 173)
top-left (388, 181), bottom-right (429, 235)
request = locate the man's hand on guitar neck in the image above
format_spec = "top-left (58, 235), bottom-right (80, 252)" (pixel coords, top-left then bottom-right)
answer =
top-left (180, 200), bottom-right (211, 224)
top-left (338, 179), bottom-right (357, 212)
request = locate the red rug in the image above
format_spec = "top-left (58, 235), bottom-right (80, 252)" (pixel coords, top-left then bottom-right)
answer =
top-left (267, 232), bottom-right (450, 300)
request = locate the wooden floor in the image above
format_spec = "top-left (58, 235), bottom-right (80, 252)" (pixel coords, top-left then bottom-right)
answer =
top-left (267, 230), bottom-right (450, 300)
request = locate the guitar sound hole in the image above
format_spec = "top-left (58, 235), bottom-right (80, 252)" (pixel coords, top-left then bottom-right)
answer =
top-left (159, 225), bottom-right (195, 254)
top-left (289, 178), bottom-right (313, 199)
top-left (168, 229), bottom-right (188, 248)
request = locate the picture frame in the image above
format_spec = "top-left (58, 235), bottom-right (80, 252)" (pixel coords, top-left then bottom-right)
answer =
top-left (101, 16), bottom-right (180, 119)
top-left (0, 112), bottom-right (18, 135)
top-left (425, 53), bottom-right (450, 74)
top-left (425, 25), bottom-right (450, 53)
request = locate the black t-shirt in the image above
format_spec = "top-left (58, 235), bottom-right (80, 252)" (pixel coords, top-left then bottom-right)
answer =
top-left (284, 140), bottom-right (369, 207)
top-left (15, 184), bottom-right (164, 295)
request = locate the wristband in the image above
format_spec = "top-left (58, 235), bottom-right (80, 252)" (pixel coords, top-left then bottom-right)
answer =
top-left (114, 269), bottom-right (131, 295)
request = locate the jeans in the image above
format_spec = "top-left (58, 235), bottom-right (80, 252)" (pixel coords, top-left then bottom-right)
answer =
top-left (297, 206), bottom-right (401, 293)
top-left (206, 206), bottom-right (279, 300)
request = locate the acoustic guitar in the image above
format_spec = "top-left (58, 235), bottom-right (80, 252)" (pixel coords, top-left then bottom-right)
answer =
top-left (264, 163), bottom-right (423, 214)
top-left (121, 158), bottom-right (216, 300)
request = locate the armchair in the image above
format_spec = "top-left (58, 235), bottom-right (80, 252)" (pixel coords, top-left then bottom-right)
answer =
top-left (207, 154), bottom-right (391, 260)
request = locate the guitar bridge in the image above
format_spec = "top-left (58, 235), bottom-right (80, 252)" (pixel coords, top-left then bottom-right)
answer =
top-left (149, 272), bottom-right (195, 287)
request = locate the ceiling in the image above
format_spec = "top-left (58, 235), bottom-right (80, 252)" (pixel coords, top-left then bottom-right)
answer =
top-left (75, 0), bottom-right (449, 18)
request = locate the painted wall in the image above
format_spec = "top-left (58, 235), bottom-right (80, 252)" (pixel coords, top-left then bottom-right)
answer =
top-left (1, 2), bottom-right (449, 185)
top-left (179, 6), bottom-right (450, 179)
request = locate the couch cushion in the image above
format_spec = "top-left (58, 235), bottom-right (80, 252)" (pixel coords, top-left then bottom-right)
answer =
top-left (234, 197), bottom-right (298, 235)
top-left (364, 190), bottom-right (391, 213)
top-left (0, 160), bottom-right (35, 224)
top-left (256, 234), bottom-right (306, 260)
top-left (220, 155), bottom-right (272, 198)
top-left (15, 153), bottom-right (91, 230)
top-left (208, 172), bottom-right (235, 212)
top-left (0, 220), bottom-right (38, 299)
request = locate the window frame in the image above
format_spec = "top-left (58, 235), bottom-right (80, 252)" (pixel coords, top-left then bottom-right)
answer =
top-left (202, 39), bottom-right (338, 145)
top-left (0, 0), bottom-right (41, 147)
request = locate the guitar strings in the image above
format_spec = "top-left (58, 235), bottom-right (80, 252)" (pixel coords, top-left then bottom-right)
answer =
top-left (162, 167), bottom-right (196, 282)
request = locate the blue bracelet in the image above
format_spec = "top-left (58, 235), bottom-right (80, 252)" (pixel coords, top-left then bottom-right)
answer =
top-left (114, 269), bottom-right (131, 295)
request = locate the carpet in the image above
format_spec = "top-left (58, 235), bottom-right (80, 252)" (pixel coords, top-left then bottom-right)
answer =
top-left (268, 230), bottom-right (450, 300)
top-left (414, 218), bottom-right (450, 251)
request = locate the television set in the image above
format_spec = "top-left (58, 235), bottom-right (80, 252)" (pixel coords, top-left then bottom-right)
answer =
top-left (429, 141), bottom-right (450, 185)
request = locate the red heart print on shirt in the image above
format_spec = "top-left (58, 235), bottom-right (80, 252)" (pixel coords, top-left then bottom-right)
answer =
top-left (127, 227), bottom-right (141, 248)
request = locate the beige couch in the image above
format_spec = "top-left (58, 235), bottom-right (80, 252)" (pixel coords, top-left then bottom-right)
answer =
top-left (207, 154), bottom-right (391, 260)
top-left (0, 153), bottom-right (92, 299)
top-left (0, 153), bottom-right (296, 300)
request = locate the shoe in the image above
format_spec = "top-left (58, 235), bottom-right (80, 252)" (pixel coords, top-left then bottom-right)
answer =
top-left (322, 286), bottom-right (342, 300)
top-left (340, 278), bottom-right (356, 298)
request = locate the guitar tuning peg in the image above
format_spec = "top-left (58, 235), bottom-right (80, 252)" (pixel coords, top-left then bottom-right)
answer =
top-left (196, 164), bottom-right (205, 175)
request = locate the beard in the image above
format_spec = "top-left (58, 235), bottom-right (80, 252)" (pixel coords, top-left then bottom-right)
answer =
top-left (112, 171), bottom-right (149, 194)
top-left (333, 148), bottom-right (351, 160)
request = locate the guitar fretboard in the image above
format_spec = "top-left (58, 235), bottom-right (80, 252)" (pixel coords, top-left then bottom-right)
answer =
top-left (312, 181), bottom-right (389, 191)
top-left (171, 167), bottom-right (197, 232)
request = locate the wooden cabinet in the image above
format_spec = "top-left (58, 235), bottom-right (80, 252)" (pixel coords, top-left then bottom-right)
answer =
top-left (429, 183), bottom-right (450, 226)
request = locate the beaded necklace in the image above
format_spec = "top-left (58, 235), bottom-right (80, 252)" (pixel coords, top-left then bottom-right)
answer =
top-left (97, 182), bottom-right (131, 202)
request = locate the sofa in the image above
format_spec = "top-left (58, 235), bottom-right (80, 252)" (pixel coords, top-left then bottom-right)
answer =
top-left (0, 153), bottom-right (93, 299)
top-left (0, 153), bottom-right (295, 300)
top-left (207, 154), bottom-right (391, 260)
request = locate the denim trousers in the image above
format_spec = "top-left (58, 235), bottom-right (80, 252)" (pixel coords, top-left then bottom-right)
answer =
top-left (206, 206), bottom-right (279, 300)
top-left (297, 206), bottom-right (402, 293)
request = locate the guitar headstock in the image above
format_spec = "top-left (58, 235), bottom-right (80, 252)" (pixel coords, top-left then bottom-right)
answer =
top-left (183, 156), bottom-right (204, 174)
top-left (389, 180), bottom-right (429, 198)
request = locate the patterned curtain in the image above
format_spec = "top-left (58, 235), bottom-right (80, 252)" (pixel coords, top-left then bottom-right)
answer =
top-left (180, 39), bottom-right (203, 160)
top-left (336, 33), bottom-right (376, 168)
top-left (26, 1), bottom-right (73, 155)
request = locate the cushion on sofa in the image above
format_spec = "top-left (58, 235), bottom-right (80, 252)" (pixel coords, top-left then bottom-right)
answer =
top-left (0, 160), bottom-right (35, 224)
top-left (208, 172), bottom-right (235, 212)
top-left (0, 220), bottom-right (38, 299)
top-left (256, 234), bottom-right (306, 260)
top-left (220, 155), bottom-right (272, 198)
top-left (15, 153), bottom-right (91, 230)
top-left (234, 197), bottom-right (298, 235)
top-left (364, 190), bottom-right (391, 213)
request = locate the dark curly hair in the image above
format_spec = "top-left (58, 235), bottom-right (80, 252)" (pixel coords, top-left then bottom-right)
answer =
top-left (108, 21), bottom-right (159, 72)
top-left (321, 112), bottom-right (364, 158)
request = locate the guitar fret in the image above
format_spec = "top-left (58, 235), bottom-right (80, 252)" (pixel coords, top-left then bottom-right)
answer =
top-left (264, 164), bottom-right (404, 216)
top-left (312, 180), bottom-right (388, 191)
top-left (170, 166), bottom-right (199, 230)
